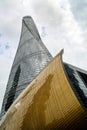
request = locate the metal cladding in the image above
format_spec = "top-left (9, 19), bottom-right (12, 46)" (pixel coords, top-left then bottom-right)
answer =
top-left (0, 16), bottom-right (52, 119)
top-left (0, 51), bottom-right (87, 130)
top-left (64, 63), bottom-right (87, 109)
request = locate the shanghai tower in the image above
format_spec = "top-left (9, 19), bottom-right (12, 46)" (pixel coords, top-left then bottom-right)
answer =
top-left (0, 16), bottom-right (52, 119)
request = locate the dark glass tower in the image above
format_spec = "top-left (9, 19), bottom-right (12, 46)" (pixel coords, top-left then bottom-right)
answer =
top-left (0, 16), bottom-right (52, 119)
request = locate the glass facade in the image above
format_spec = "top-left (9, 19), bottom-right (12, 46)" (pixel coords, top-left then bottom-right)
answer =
top-left (64, 63), bottom-right (87, 108)
top-left (0, 16), bottom-right (52, 119)
top-left (78, 71), bottom-right (87, 86)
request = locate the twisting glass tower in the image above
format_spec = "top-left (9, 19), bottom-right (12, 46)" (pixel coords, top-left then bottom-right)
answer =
top-left (0, 16), bottom-right (52, 119)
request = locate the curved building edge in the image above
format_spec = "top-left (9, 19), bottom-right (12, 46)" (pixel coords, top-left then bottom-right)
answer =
top-left (0, 50), bottom-right (87, 130)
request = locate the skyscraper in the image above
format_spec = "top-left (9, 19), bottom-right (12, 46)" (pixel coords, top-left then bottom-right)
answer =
top-left (0, 16), bottom-right (52, 119)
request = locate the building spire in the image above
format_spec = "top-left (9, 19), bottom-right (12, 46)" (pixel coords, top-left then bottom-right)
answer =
top-left (23, 16), bottom-right (40, 40)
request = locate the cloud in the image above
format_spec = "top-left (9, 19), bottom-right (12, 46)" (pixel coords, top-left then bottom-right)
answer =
top-left (28, 0), bottom-right (86, 67)
top-left (0, 0), bottom-right (87, 110)
top-left (0, 0), bottom-right (84, 56)
top-left (0, 33), bottom-right (2, 37)
top-left (40, 26), bottom-right (47, 38)
top-left (0, 43), bottom-right (10, 54)
top-left (70, 0), bottom-right (87, 29)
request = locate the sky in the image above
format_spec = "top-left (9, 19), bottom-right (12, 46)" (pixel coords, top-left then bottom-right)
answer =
top-left (0, 0), bottom-right (87, 110)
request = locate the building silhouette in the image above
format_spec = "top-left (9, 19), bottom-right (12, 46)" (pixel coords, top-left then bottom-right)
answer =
top-left (0, 16), bottom-right (52, 119)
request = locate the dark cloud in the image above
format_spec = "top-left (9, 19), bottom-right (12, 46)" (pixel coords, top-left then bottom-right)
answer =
top-left (5, 44), bottom-right (10, 50)
top-left (41, 26), bottom-right (47, 38)
top-left (0, 42), bottom-right (11, 56)
top-left (0, 33), bottom-right (2, 37)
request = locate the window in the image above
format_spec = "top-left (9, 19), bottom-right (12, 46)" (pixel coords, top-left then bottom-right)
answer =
top-left (78, 71), bottom-right (87, 87)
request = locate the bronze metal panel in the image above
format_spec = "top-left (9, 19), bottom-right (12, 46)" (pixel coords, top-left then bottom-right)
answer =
top-left (0, 50), bottom-right (87, 130)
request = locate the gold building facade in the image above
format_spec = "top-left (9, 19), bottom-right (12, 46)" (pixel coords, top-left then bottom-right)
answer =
top-left (0, 50), bottom-right (87, 130)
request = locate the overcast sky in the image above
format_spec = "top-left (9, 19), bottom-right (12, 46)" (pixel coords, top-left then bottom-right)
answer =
top-left (0, 0), bottom-right (87, 110)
